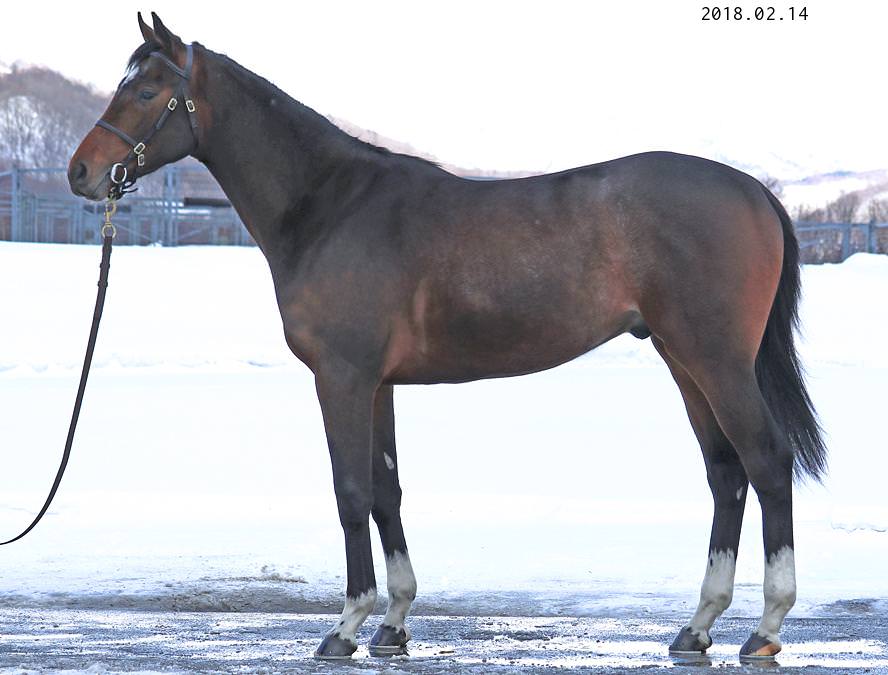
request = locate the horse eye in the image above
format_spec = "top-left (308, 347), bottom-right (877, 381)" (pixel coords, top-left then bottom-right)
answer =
top-left (139, 90), bottom-right (158, 101)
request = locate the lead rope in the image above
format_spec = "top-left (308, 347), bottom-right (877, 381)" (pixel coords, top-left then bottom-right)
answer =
top-left (0, 200), bottom-right (117, 545)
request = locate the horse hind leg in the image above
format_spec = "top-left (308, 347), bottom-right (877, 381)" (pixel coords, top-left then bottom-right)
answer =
top-left (369, 385), bottom-right (417, 656)
top-left (654, 338), bottom-right (749, 654)
top-left (659, 338), bottom-right (796, 659)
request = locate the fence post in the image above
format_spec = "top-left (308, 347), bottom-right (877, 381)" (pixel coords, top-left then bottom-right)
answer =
top-left (841, 224), bottom-right (851, 261)
top-left (164, 165), bottom-right (179, 246)
top-left (10, 167), bottom-right (20, 241)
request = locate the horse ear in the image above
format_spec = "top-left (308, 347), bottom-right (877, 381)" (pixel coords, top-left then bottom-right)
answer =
top-left (137, 12), bottom-right (157, 44)
top-left (150, 12), bottom-right (184, 58)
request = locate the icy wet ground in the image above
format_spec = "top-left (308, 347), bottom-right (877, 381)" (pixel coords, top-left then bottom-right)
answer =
top-left (0, 609), bottom-right (885, 674)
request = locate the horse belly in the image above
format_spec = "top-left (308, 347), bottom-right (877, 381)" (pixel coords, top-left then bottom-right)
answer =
top-left (383, 270), bottom-right (639, 385)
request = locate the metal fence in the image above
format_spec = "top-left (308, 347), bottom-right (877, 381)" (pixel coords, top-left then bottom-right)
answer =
top-left (0, 165), bottom-right (254, 247)
top-left (794, 222), bottom-right (888, 263)
top-left (2, 165), bottom-right (888, 262)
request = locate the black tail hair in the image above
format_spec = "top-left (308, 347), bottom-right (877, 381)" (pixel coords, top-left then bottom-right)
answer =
top-left (756, 187), bottom-right (827, 482)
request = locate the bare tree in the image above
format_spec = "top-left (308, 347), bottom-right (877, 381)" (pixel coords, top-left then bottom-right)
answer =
top-left (826, 192), bottom-right (860, 223)
top-left (0, 65), bottom-right (107, 170)
top-left (759, 174), bottom-right (784, 199)
top-left (793, 204), bottom-right (826, 223)
top-left (867, 198), bottom-right (888, 224)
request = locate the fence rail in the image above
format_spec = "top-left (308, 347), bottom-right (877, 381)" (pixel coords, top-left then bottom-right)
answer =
top-left (0, 165), bottom-right (254, 247)
top-left (794, 221), bottom-right (888, 263)
top-left (2, 166), bottom-right (887, 262)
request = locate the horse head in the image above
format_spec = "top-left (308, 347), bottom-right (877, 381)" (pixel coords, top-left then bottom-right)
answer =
top-left (68, 13), bottom-right (201, 200)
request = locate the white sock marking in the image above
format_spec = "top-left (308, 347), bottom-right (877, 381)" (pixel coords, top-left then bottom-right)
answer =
top-left (382, 551), bottom-right (417, 633)
top-left (688, 549), bottom-right (736, 644)
top-left (756, 546), bottom-right (796, 645)
top-left (330, 588), bottom-right (377, 643)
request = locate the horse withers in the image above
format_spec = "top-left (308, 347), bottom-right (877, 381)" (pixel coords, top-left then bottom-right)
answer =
top-left (68, 13), bottom-right (826, 660)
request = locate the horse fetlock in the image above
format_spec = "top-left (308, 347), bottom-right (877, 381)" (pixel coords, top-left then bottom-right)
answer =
top-left (758, 546), bottom-right (796, 640)
top-left (389, 576), bottom-right (417, 603)
top-left (331, 588), bottom-right (377, 644)
top-left (385, 552), bottom-right (416, 596)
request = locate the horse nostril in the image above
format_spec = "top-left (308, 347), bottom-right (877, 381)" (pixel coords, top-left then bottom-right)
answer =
top-left (69, 161), bottom-right (88, 186)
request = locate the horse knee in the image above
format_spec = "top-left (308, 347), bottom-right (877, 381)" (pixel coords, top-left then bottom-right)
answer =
top-left (371, 488), bottom-right (402, 527)
top-left (336, 484), bottom-right (373, 532)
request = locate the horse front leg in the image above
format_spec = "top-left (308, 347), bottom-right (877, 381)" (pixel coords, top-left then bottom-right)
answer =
top-left (368, 385), bottom-right (417, 656)
top-left (313, 364), bottom-right (379, 658)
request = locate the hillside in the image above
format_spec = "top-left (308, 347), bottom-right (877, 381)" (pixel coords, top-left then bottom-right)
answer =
top-left (0, 64), bottom-right (521, 181)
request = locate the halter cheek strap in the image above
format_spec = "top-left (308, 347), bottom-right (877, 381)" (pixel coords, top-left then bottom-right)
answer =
top-left (95, 44), bottom-right (199, 198)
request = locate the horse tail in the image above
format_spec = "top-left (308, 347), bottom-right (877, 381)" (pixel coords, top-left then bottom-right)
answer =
top-left (755, 186), bottom-right (827, 482)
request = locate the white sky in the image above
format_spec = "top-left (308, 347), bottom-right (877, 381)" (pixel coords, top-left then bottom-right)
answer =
top-left (2, 1), bottom-right (887, 175)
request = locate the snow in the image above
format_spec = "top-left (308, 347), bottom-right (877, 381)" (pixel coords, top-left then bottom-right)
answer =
top-left (0, 242), bottom-right (886, 620)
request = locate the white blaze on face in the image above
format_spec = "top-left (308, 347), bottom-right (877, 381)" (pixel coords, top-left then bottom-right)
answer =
top-left (688, 549), bottom-right (737, 644)
top-left (382, 550), bottom-right (417, 632)
top-left (120, 62), bottom-right (141, 88)
top-left (330, 588), bottom-right (377, 644)
top-left (756, 546), bottom-right (796, 645)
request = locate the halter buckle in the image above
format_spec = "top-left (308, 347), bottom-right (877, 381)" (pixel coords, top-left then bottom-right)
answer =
top-left (185, 100), bottom-right (196, 113)
top-left (133, 142), bottom-right (146, 155)
top-left (137, 154), bottom-right (146, 167)
top-left (167, 97), bottom-right (178, 111)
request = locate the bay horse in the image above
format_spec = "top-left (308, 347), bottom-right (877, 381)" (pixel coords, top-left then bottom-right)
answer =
top-left (68, 13), bottom-right (826, 660)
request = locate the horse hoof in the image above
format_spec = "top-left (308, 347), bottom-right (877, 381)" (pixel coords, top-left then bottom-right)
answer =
top-left (314, 632), bottom-right (357, 659)
top-left (369, 624), bottom-right (410, 657)
top-left (669, 626), bottom-right (712, 654)
top-left (740, 632), bottom-right (781, 659)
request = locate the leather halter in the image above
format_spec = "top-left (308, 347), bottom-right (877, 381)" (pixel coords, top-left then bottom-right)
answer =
top-left (95, 44), bottom-right (199, 199)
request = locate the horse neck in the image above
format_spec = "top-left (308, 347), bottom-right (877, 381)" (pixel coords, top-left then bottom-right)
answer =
top-left (195, 49), bottom-right (367, 254)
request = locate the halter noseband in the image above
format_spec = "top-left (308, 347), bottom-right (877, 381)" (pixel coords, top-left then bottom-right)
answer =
top-left (95, 44), bottom-right (199, 199)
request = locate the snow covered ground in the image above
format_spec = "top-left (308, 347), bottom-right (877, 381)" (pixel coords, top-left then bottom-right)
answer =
top-left (0, 242), bottom-right (886, 623)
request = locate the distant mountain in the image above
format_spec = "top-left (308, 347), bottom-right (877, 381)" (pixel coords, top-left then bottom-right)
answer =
top-left (0, 63), bottom-right (522, 179)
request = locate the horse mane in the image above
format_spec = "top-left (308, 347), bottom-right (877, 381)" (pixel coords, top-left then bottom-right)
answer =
top-left (205, 45), bottom-right (442, 171)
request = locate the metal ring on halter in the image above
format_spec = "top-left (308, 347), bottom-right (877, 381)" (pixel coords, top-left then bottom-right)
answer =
top-left (110, 163), bottom-right (128, 185)
top-left (101, 222), bottom-right (117, 238)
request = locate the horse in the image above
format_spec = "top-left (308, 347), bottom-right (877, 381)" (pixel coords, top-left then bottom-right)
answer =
top-left (68, 13), bottom-right (826, 660)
